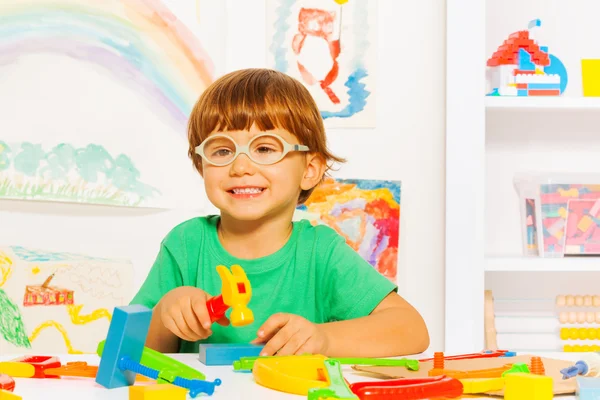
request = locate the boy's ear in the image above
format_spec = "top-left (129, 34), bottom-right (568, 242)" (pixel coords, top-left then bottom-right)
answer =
top-left (300, 153), bottom-right (326, 191)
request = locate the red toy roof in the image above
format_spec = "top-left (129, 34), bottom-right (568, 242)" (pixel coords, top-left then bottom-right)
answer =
top-left (487, 30), bottom-right (550, 67)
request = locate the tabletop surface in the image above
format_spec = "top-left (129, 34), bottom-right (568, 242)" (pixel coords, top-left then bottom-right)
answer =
top-left (0, 351), bottom-right (582, 399)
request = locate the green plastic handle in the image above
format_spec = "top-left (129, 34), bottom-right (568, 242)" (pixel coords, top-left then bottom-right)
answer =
top-left (232, 356), bottom-right (419, 372)
top-left (333, 357), bottom-right (420, 371)
top-left (97, 339), bottom-right (205, 380)
top-left (308, 359), bottom-right (358, 400)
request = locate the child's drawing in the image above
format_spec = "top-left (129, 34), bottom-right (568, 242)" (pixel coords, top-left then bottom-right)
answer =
top-left (0, 141), bottom-right (160, 207)
top-left (267, 0), bottom-right (377, 128)
top-left (295, 178), bottom-right (400, 282)
top-left (0, 0), bottom-right (224, 209)
top-left (0, 246), bottom-right (133, 354)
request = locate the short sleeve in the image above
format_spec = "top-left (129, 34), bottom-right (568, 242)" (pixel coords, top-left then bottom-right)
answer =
top-left (323, 235), bottom-right (398, 322)
top-left (129, 243), bottom-right (184, 309)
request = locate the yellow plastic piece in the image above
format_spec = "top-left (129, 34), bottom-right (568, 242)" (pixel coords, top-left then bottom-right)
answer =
top-left (460, 377), bottom-right (505, 394)
top-left (217, 265), bottom-right (254, 326)
top-left (0, 362), bottom-right (35, 378)
top-left (558, 207), bottom-right (567, 218)
top-left (504, 373), bottom-right (552, 400)
top-left (129, 383), bottom-right (187, 400)
top-left (0, 390), bottom-right (21, 400)
top-left (253, 354), bottom-right (329, 395)
top-left (578, 215), bottom-right (594, 232)
top-left (582, 59), bottom-right (600, 97)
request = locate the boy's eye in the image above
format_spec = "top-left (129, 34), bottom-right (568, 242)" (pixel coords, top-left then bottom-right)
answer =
top-left (255, 146), bottom-right (276, 153)
top-left (212, 148), bottom-right (233, 157)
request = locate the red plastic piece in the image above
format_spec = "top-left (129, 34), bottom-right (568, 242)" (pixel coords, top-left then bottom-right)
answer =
top-left (0, 374), bottom-right (15, 392)
top-left (419, 350), bottom-right (509, 362)
top-left (206, 295), bottom-right (229, 322)
top-left (11, 355), bottom-right (61, 378)
top-left (349, 375), bottom-right (463, 400)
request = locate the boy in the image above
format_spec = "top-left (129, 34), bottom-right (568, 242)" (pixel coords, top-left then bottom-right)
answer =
top-left (130, 68), bottom-right (429, 357)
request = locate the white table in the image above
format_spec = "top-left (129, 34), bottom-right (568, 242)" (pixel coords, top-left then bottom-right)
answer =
top-left (0, 352), bottom-right (582, 399)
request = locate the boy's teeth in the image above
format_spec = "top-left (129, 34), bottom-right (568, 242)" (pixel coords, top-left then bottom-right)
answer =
top-left (232, 188), bottom-right (263, 194)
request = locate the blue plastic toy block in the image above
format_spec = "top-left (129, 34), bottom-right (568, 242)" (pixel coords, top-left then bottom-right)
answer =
top-left (577, 376), bottom-right (600, 400)
top-left (198, 343), bottom-right (264, 366)
top-left (95, 305), bottom-right (152, 389)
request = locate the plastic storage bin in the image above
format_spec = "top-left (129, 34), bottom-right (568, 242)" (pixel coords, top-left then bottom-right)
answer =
top-left (514, 173), bottom-right (600, 257)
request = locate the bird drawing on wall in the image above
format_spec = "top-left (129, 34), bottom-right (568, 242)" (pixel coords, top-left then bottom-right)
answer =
top-left (292, 6), bottom-right (342, 104)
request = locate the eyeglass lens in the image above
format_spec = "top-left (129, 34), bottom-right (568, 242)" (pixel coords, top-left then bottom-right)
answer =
top-left (202, 135), bottom-right (285, 165)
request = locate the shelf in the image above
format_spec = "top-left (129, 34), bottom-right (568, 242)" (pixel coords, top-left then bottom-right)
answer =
top-left (485, 256), bottom-right (600, 272)
top-left (485, 96), bottom-right (600, 110)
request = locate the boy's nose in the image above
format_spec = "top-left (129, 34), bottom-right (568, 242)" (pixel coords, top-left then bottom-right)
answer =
top-left (229, 153), bottom-right (256, 176)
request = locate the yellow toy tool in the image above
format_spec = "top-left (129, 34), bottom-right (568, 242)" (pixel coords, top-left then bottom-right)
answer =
top-left (206, 265), bottom-right (253, 326)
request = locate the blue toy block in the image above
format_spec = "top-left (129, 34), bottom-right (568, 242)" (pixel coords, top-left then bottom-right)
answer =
top-left (95, 305), bottom-right (152, 389)
top-left (577, 376), bottom-right (600, 400)
top-left (518, 48), bottom-right (536, 71)
top-left (198, 343), bottom-right (264, 366)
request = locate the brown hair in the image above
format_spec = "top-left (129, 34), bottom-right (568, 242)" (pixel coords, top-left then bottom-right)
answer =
top-left (187, 68), bottom-right (345, 203)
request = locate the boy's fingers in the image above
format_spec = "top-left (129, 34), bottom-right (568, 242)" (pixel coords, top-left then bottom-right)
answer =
top-left (274, 330), bottom-right (308, 356)
top-left (191, 296), bottom-right (213, 329)
top-left (169, 313), bottom-right (197, 342)
top-left (256, 313), bottom-right (291, 343)
top-left (182, 300), bottom-right (205, 337)
top-left (260, 324), bottom-right (299, 356)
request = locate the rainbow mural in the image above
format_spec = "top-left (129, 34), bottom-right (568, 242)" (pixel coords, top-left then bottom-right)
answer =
top-left (296, 178), bottom-right (401, 282)
top-left (0, 0), bottom-right (216, 132)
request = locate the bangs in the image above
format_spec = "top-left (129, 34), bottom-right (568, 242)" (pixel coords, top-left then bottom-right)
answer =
top-left (189, 69), bottom-right (322, 145)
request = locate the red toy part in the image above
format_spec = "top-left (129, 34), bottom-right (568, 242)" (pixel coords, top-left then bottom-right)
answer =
top-left (10, 355), bottom-right (61, 378)
top-left (419, 350), bottom-right (510, 362)
top-left (349, 375), bottom-right (463, 400)
top-left (206, 295), bottom-right (229, 322)
top-left (0, 374), bottom-right (15, 392)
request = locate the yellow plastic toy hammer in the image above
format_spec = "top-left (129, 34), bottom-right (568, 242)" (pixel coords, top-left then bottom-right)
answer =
top-left (206, 265), bottom-right (253, 326)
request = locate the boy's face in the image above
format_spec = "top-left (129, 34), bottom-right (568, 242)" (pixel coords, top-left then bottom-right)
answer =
top-left (200, 125), bottom-right (324, 222)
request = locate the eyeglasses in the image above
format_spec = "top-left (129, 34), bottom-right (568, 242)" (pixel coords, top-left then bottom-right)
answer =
top-left (195, 133), bottom-right (310, 166)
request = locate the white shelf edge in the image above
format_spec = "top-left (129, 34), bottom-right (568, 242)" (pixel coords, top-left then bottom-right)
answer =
top-left (485, 256), bottom-right (600, 272)
top-left (485, 96), bottom-right (600, 109)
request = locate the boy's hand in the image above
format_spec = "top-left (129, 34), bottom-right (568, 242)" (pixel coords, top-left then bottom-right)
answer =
top-left (251, 313), bottom-right (329, 356)
top-left (158, 286), bottom-right (229, 342)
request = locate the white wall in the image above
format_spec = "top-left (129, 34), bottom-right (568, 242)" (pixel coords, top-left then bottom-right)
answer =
top-left (0, 0), bottom-right (447, 350)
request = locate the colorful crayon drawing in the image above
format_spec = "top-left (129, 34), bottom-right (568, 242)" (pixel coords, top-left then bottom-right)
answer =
top-left (0, 141), bottom-right (161, 207)
top-left (487, 19), bottom-right (568, 96)
top-left (0, 0), bottom-right (224, 208)
top-left (0, 246), bottom-right (133, 354)
top-left (266, 0), bottom-right (377, 128)
top-left (295, 178), bottom-right (400, 282)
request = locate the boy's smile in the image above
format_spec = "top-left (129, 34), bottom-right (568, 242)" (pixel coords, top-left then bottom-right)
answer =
top-left (227, 185), bottom-right (266, 199)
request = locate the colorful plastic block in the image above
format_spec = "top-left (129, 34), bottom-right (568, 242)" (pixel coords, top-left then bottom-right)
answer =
top-left (504, 372), bottom-right (552, 400)
top-left (9, 356), bottom-right (60, 378)
top-left (199, 343), bottom-right (264, 366)
top-left (95, 305), bottom-right (152, 389)
top-left (129, 383), bottom-right (187, 400)
top-left (577, 376), bottom-right (600, 400)
top-left (0, 375), bottom-right (14, 393)
top-left (0, 390), bottom-right (21, 400)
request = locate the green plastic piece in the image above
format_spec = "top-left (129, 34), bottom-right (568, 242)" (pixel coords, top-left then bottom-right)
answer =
top-left (233, 356), bottom-right (260, 371)
top-left (232, 355), bottom-right (419, 372)
top-left (333, 357), bottom-right (420, 371)
top-left (502, 363), bottom-right (530, 377)
top-left (97, 339), bottom-right (205, 380)
top-left (308, 359), bottom-right (358, 400)
top-left (158, 369), bottom-right (178, 383)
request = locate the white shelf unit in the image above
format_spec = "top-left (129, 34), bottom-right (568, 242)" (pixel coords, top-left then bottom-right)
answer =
top-left (446, 0), bottom-right (600, 353)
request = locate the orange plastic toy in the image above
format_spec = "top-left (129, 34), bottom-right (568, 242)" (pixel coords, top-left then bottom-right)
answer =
top-left (10, 356), bottom-right (60, 379)
top-left (428, 353), bottom-right (512, 379)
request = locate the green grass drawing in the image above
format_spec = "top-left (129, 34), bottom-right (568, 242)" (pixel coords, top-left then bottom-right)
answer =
top-left (0, 141), bottom-right (160, 207)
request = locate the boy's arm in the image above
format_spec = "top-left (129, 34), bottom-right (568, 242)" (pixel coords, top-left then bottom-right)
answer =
top-left (146, 300), bottom-right (180, 353)
top-left (321, 291), bottom-right (430, 357)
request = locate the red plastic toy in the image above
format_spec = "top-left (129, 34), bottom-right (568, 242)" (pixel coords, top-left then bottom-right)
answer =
top-left (10, 355), bottom-right (61, 378)
top-left (349, 375), bottom-right (463, 400)
top-left (0, 374), bottom-right (15, 392)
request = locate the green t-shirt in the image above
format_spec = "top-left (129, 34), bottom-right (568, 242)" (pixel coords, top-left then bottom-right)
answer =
top-left (130, 215), bottom-right (397, 353)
